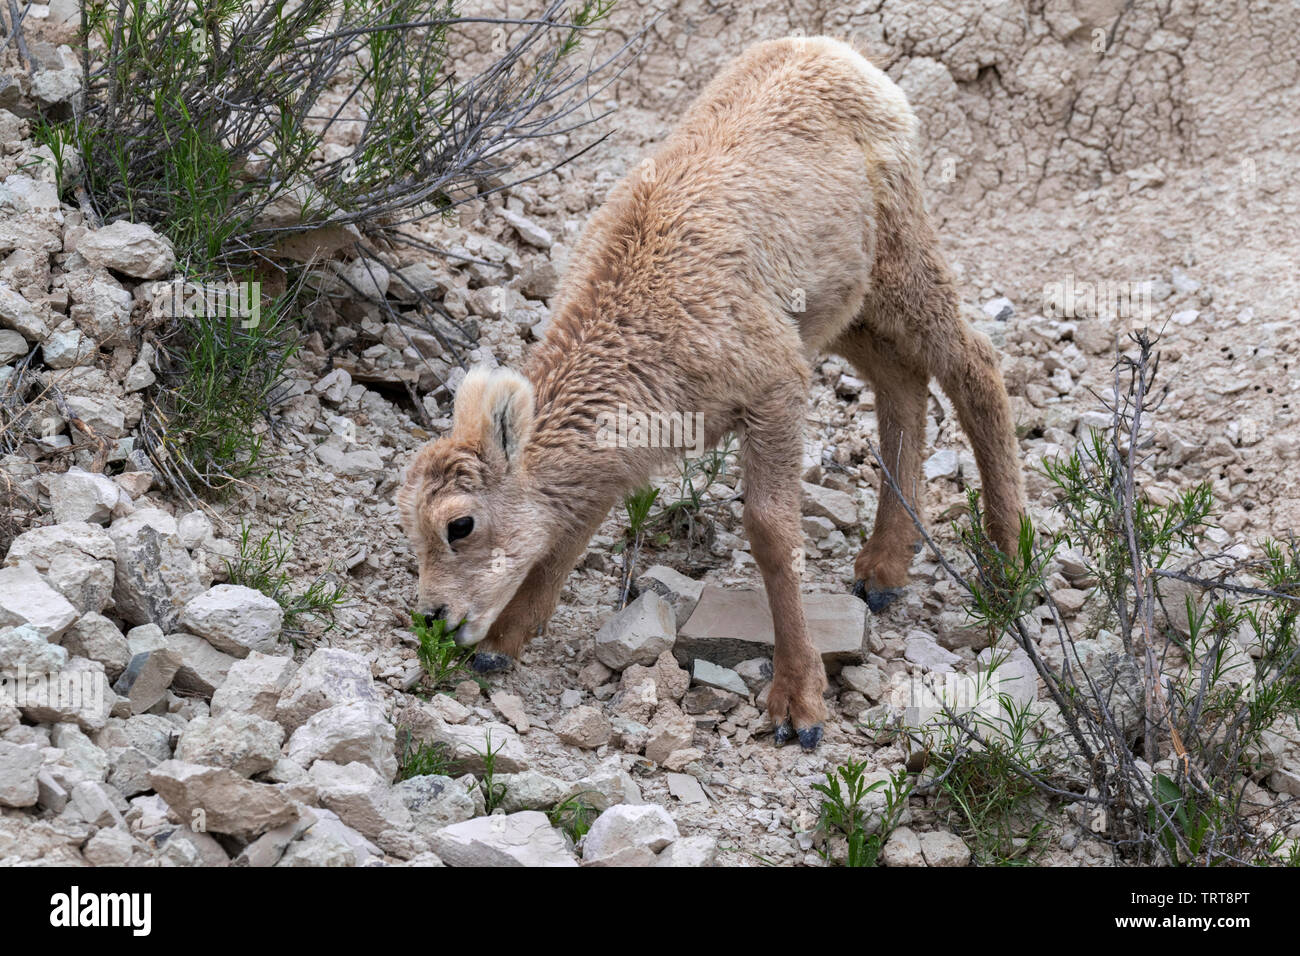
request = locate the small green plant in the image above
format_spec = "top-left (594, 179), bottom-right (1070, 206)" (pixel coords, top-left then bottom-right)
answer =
top-left (812, 761), bottom-right (911, 867)
top-left (396, 727), bottom-right (452, 781)
top-left (225, 522), bottom-right (345, 635)
top-left (1266, 835), bottom-right (1300, 867)
top-left (412, 611), bottom-right (472, 688)
top-left (612, 435), bottom-right (740, 598)
top-left (616, 485), bottom-right (659, 606)
top-left (140, 278), bottom-right (300, 494)
top-left (548, 795), bottom-right (598, 842)
top-left (655, 434), bottom-right (740, 546)
top-left (930, 705), bottom-right (1054, 865)
top-left (468, 730), bottom-right (508, 813)
top-left (70, 0), bottom-right (625, 271)
top-left (1147, 772), bottom-right (1214, 864)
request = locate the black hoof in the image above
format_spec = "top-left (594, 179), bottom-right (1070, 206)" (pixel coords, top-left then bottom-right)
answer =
top-left (471, 651), bottom-right (512, 674)
top-left (797, 725), bottom-right (824, 750)
top-left (773, 720), bottom-right (795, 746)
top-left (852, 579), bottom-right (903, 613)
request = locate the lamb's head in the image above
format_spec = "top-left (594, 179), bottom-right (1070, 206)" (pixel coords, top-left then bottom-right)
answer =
top-left (398, 366), bottom-right (546, 646)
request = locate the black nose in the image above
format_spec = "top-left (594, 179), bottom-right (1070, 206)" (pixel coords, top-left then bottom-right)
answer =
top-left (427, 605), bottom-right (448, 622)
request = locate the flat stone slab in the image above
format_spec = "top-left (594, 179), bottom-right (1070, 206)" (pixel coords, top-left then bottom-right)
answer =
top-left (676, 586), bottom-right (866, 669)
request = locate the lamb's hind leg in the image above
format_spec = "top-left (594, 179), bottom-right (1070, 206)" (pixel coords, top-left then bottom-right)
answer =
top-left (835, 330), bottom-right (929, 611)
top-left (934, 321), bottom-right (1025, 557)
top-left (741, 387), bottom-right (827, 748)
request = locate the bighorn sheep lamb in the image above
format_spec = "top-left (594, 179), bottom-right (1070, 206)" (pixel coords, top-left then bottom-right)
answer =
top-left (399, 36), bottom-right (1025, 749)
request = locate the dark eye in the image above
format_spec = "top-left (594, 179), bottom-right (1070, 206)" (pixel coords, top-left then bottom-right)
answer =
top-left (447, 516), bottom-right (474, 543)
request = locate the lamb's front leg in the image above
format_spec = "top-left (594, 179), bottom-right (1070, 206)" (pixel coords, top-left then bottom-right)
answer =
top-left (741, 397), bottom-right (828, 748)
top-left (473, 503), bottom-right (613, 673)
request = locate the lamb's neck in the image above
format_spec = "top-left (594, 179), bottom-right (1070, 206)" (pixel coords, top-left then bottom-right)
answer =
top-left (521, 346), bottom-right (640, 531)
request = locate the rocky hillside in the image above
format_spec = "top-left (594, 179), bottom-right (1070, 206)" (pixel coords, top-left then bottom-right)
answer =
top-left (1, 1), bottom-right (1297, 867)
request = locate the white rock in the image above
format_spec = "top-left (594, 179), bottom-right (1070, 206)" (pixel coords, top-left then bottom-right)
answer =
top-left (881, 826), bottom-right (925, 866)
top-left (312, 367), bottom-right (351, 404)
top-left (982, 296), bottom-right (1014, 320)
top-left (645, 703), bottom-right (695, 765)
top-left (309, 760), bottom-right (411, 839)
top-left (46, 467), bottom-right (121, 524)
top-left (83, 827), bottom-right (136, 865)
top-left (126, 622), bottom-right (168, 656)
top-left (923, 449), bottom-right (959, 480)
top-left (429, 811), bottom-right (577, 867)
top-left (554, 705), bottom-right (611, 749)
top-left (635, 565), bottom-right (705, 621)
top-left (108, 509), bottom-right (204, 630)
top-left (176, 711), bottom-right (284, 777)
top-left (494, 770), bottom-right (569, 812)
top-left (62, 612), bottom-right (130, 679)
top-left (337, 258), bottom-right (389, 300)
top-left (691, 659), bottom-right (749, 697)
top-left (920, 829), bottom-right (971, 866)
top-left (594, 591), bottom-right (676, 670)
top-left (800, 481), bottom-right (859, 527)
top-left (64, 270), bottom-right (131, 345)
top-left (19, 656), bottom-right (113, 732)
top-left (655, 834), bottom-right (718, 866)
top-left (419, 718), bottom-right (529, 775)
top-left (30, 61), bottom-right (82, 107)
top-left (314, 438), bottom-right (384, 477)
top-left (166, 632), bottom-right (237, 697)
top-left (123, 355), bottom-right (155, 392)
top-left (903, 631), bottom-right (960, 673)
top-left (175, 511), bottom-right (213, 550)
top-left (77, 220), bottom-right (176, 279)
top-left (0, 623), bottom-right (68, 672)
top-left (286, 700), bottom-right (397, 781)
top-left (42, 327), bottom-right (93, 368)
top-left (211, 651), bottom-right (296, 720)
top-left (113, 714), bottom-right (175, 762)
top-left (0, 328), bottom-right (26, 362)
top-left (70, 779), bottom-right (125, 827)
top-left (149, 759), bottom-right (299, 839)
top-left (48, 722), bottom-right (110, 786)
top-left (396, 774), bottom-right (482, 837)
top-left (179, 584), bottom-right (284, 658)
top-left (499, 208), bottom-right (554, 249)
top-left (105, 745), bottom-right (158, 797)
top-left (275, 826), bottom-right (360, 867)
top-left (0, 281), bottom-right (49, 340)
top-left (0, 563), bottom-right (78, 639)
top-left (274, 647), bottom-right (379, 732)
top-left (977, 643), bottom-right (1039, 710)
top-left (6, 521), bottom-right (117, 615)
top-left (233, 811), bottom-right (316, 867)
top-left (582, 803), bottom-right (679, 865)
top-left (0, 741), bottom-right (42, 807)
top-left (112, 647), bottom-right (182, 715)
top-left (563, 760), bottom-right (644, 813)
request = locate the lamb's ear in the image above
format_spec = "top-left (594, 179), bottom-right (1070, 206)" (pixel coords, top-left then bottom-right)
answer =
top-left (452, 366), bottom-right (534, 465)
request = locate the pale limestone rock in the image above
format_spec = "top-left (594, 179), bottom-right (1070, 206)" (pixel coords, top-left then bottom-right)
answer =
top-left (429, 811), bottom-right (577, 867)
